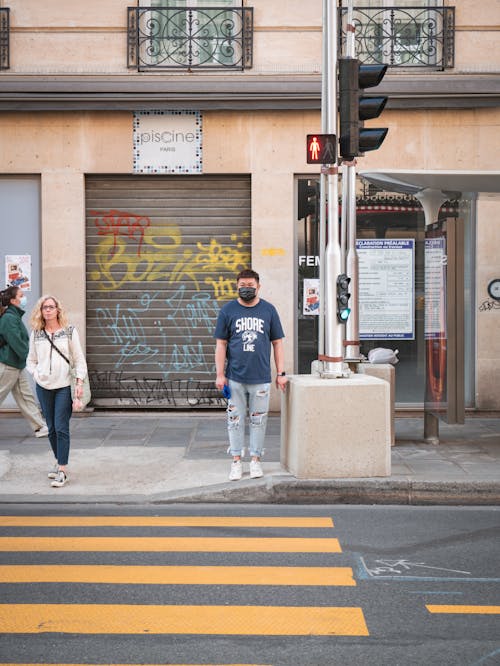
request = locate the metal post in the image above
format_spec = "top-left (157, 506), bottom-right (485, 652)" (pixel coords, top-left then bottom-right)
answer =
top-left (345, 164), bottom-right (360, 360)
top-left (344, 0), bottom-right (361, 362)
top-left (417, 188), bottom-right (447, 446)
top-left (317, 0), bottom-right (329, 365)
top-left (322, 0), bottom-right (344, 378)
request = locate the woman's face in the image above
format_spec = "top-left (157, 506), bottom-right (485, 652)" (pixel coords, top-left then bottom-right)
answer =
top-left (41, 298), bottom-right (58, 326)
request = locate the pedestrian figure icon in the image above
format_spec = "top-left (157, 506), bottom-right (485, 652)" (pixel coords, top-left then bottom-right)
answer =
top-left (306, 134), bottom-right (337, 164)
top-left (323, 138), bottom-right (335, 162)
top-left (309, 136), bottom-right (320, 162)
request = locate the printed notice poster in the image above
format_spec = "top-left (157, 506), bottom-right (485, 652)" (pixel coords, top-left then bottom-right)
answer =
top-left (5, 255), bottom-right (31, 291)
top-left (424, 233), bottom-right (447, 413)
top-left (303, 278), bottom-right (320, 315)
top-left (357, 239), bottom-right (414, 339)
top-left (424, 237), bottom-right (447, 339)
top-left (133, 110), bottom-right (202, 174)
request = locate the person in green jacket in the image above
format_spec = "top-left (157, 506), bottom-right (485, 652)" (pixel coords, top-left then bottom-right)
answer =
top-left (0, 286), bottom-right (47, 437)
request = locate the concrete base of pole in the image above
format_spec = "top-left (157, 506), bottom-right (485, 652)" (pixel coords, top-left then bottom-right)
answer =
top-left (281, 374), bottom-right (391, 478)
top-left (312, 360), bottom-right (396, 446)
top-left (424, 411), bottom-right (440, 445)
top-left (357, 362), bottom-right (396, 447)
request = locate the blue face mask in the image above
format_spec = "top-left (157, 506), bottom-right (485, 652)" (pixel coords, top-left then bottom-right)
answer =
top-left (18, 296), bottom-right (27, 308)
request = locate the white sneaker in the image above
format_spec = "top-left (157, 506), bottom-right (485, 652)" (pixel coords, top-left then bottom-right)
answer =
top-left (35, 425), bottom-right (49, 438)
top-left (229, 460), bottom-right (242, 481)
top-left (48, 464), bottom-right (59, 479)
top-left (250, 459), bottom-right (263, 479)
top-left (51, 471), bottom-right (68, 488)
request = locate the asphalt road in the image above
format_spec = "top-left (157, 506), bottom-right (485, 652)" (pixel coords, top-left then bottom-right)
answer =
top-left (0, 504), bottom-right (498, 666)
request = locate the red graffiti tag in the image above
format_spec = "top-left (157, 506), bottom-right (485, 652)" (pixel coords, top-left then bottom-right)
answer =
top-left (92, 209), bottom-right (150, 257)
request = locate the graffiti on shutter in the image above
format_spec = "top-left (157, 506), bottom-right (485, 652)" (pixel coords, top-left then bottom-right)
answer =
top-left (85, 175), bottom-right (251, 408)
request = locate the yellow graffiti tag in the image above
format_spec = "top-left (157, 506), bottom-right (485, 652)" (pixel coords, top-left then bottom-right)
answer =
top-left (92, 218), bottom-right (250, 300)
top-left (92, 224), bottom-right (182, 291)
top-left (205, 276), bottom-right (238, 300)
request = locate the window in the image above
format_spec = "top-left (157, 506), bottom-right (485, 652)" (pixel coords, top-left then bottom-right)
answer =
top-left (341, 1), bottom-right (451, 69)
top-left (139, 0), bottom-right (246, 69)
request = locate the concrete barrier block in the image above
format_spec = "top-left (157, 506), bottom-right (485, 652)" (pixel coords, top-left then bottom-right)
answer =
top-left (281, 374), bottom-right (391, 478)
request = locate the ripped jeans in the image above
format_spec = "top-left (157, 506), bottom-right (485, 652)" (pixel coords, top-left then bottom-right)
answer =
top-left (227, 380), bottom-right (271, 458)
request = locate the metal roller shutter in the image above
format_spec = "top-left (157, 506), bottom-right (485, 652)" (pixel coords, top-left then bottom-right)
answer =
top-left (85, 175), bottom-right (251, 408)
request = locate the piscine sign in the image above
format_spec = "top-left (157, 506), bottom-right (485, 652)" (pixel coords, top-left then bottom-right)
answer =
top-left (133, 110), bottom-right (202, 174)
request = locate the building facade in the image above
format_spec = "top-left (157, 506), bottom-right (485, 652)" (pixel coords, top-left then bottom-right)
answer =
top-left (0, 0), bottom-right (499, 411)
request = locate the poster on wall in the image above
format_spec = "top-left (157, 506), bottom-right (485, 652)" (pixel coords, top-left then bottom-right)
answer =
top-left (424, 237), bottom-right (447, 339)
top-left (357, 239), bottom-right (415, 340)
top-left (5, 255), bottom-right (31, 291)
top-left (424, 234), bottom-right (447, 414)
top-left (303, 278), bottom-right (320, 315)
top-left (133, 110), bottom-right (202, 174)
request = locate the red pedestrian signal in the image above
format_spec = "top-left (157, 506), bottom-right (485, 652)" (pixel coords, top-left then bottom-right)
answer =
top-left (306, 134), bottom-right (337, 164)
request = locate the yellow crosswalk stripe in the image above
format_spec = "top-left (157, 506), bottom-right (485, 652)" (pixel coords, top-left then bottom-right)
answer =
top-left (0, 536), bottom-right (342, 552)
top-left (426, 605), bottom-right (500, 614)
top-left (0, 564), bottom-right (356, 586)
top-left (0, 603), bottom-right (369, 636)
top-left (0, 516), bottom-right (333, 528)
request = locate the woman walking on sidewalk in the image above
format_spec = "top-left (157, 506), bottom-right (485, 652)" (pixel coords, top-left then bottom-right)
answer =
top-left (27, 295), bottom-right (87, 488)
top-left (0, 286), bottom-right (48, 438)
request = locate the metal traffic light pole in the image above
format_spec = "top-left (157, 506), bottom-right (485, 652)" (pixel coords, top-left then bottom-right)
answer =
top-left (338, 1), bottom-right (389, 362)
top-left (319, 0), bottom-right (345, 378)
top-left (317, 0), bottom-right (329, 373)
top-left (343, 0), bottom-right (361, 362)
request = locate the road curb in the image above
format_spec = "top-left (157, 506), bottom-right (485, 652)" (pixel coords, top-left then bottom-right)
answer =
top-left (151, 478), bottom-right (500, 506)
top-left (1, 477), bottom-right (498, 506)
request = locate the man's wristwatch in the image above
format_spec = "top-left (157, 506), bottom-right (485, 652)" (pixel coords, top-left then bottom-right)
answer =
top-left (278, 371), bottom-right (286, 376)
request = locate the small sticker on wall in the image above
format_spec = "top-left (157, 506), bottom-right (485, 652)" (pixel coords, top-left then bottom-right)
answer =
top-left (303, 278), bottom-right (320, 315)
top-left (133, 110), bottom-right (202, 174)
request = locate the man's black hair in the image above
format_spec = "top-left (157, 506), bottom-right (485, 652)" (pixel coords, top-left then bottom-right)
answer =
top-left (236, 269), bottom-right (260, 283)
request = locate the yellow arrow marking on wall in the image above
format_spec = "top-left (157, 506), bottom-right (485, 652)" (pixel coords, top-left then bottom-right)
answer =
top-left (261, 248), bottom-right (285, 256)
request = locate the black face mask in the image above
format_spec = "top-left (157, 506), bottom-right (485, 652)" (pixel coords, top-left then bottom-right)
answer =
top-left (238, 287), bottom-right (257, 302)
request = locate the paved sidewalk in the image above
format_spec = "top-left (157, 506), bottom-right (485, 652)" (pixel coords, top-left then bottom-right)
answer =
top-left (0, 411), bottom-right (499, 505)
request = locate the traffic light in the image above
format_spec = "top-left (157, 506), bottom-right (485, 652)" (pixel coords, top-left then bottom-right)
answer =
top-left (336, 273), bottom-right (351, 322)
top-left (298, 179), bottom-right (319, 219)
top-left (339, 57), bottom-right (388, 160)
top-left (306, 133), bottom-right (337, 164)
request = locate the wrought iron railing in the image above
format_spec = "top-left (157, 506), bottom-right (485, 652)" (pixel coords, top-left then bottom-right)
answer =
top-left (127, 6), bottom-right (253, 71)
top-left (0, 8), bottom-right (9, 70)
top-left (340, 6), bottom-right (455, 69)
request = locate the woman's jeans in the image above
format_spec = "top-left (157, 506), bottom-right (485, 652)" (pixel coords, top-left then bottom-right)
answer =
top-left (227, 380), bottom-right (271, 458)
top-left (36, 384), bottom-right (72, 466)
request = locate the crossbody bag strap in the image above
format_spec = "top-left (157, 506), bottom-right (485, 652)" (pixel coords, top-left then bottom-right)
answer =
top-left (43, 329), bottom-right (70, 365)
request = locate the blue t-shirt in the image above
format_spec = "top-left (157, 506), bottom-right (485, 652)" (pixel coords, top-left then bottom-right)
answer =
top-left (214, 298), bottom-right (285, 384)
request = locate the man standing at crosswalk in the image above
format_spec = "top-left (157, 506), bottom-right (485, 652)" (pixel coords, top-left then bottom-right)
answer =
top-left (214, 269), bottom-right (288, 481)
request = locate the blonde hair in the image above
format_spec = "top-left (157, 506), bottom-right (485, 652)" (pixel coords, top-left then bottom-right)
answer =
top-left (30, 294), bottom-right (69, 331)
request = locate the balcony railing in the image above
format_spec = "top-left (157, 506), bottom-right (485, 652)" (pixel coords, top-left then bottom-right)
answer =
top-left (0, 8), bottom-right (9, 70)
top-left (340, 6), bottom-right (455, 70)
top-left (127, 6), bottom-right (253, 71)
